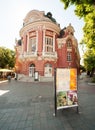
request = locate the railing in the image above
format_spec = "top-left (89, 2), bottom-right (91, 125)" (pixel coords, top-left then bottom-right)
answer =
top-left (19, 51), bottom-right (57, 59)
top-left (19, 51), bottom-right (37, 59)
top-left (42, 51), bottom-right (57, 59)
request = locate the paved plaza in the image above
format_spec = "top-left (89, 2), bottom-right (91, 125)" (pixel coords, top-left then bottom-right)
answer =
top-left (0, 77), bottom-right (95, 130)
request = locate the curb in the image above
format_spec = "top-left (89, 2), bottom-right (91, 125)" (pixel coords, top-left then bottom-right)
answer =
top-left (0, 80), bottom-right (8, 84)
top-left (88, 82), bottom-right (95, 86)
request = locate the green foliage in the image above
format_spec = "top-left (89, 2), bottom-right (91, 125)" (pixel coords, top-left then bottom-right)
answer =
top-left (60, 0), bottom-right (94, 9)
top-left (60, 1), bottom-right (95, 49)
top-left (83, 50), bottom-right (95, 72)
top-left (75, 4), bottom-right (94, 18)
top-left (75, 4), bottom-right (95, 49)
top-left (80, 64), bottom-right (86, 72)
top-left (0, 47), bottom-right (15, 69)
top-left (60, 0), bottom-right (95, 75)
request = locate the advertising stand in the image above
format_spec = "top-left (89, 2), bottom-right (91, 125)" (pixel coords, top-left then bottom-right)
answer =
top-left (34, 71), bottom-right (39, 81)
top-left (54, 68), bottom-right (79, 116)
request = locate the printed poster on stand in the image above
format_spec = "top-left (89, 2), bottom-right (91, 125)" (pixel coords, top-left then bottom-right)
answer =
top-left (56, 68), bottom-right (78, 110)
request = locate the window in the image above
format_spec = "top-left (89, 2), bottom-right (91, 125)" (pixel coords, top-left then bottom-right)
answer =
top-left (67, 40), bottom-right (72, 48)
top-left (29, 37), bottom-right (36, 52)
top-left (67, 52), bottom-right (72, 61)
top-left (44, 63), bottom-right (52, 77)
top-left (29, 64), bottom-right (35, 77)
top-left (45, 37), bottom-right (53, 52)
top-left (45, 63), bottom-right (52, 67)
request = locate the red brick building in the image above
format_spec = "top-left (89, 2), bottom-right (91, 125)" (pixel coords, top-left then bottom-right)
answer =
top-left (15, 10), bottom-right (80, 77)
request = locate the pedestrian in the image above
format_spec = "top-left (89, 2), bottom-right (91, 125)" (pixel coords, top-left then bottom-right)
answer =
top-left (15, 73), bottom-right (18, 80)
top-left (7, 75), bottom-right (11, 82)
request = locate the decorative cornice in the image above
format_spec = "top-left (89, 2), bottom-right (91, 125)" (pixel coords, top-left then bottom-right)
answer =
top-left (20, 21), bottom-right (60, 37)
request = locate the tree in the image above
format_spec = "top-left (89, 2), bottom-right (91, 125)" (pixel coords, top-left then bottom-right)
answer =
top-left (75, 4), bottom-right (95, 49)
top-left (60, 0), bottom-right (95, 76)
top-left (0, 47), bottom-right (15, 69)
top-left (83, 49), bottom-right (95, 76)
top-left (60, 0), bottom-right (95, 9)
top-left (60, 1), bottom-right (95, 49)
top-left (80, 64), bottom-right (86, 72)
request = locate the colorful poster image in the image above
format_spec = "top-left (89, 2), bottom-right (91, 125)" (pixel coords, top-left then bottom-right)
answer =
top-left (70, 69), bottom-right (77, 90)
top-left (67, 90), bottom-right (78, 105)
top-left (56, 68), bottom-right (78, 110)
top-left (57, 91), bottom-right (68, 108)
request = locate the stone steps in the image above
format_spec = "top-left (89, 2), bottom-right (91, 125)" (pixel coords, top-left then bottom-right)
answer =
top-left (18, 74), bottom-right (54, 82)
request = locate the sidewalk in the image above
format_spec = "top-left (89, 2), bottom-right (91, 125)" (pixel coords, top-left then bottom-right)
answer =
top-left (0, 78), bottom-right (95, 130)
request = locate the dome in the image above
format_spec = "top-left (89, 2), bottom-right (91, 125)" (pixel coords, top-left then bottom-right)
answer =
top-left (23, 10), bottom-right (52, 25)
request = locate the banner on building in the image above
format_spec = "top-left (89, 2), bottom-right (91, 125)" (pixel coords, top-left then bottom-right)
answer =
top-left (55, 68), bottom-right (78, 111)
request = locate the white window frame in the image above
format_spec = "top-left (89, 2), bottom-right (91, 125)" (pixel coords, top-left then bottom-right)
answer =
top-left (29, 37), bottom-right (36, 52)
top-left (45, 36), bottom-right (53, 52)
top-left (67, 52), bottom-right (72, 61)
top-left (67, 40), bottom-right (72, 48)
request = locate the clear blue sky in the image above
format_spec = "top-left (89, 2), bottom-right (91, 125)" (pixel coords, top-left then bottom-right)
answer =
top-left (0, 0), bottom-right (84, 50)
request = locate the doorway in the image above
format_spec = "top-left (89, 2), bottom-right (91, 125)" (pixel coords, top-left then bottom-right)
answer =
top-left (29, 64), bottom-right (35, 77)
top-left (44, 63), bottom-right (52, 77)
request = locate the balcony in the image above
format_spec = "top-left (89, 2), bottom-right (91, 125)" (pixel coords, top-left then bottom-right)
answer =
top-left (42, 51), bottom-right (57, 59)
top-left (19, 51), bottom-right (37, 59)
top-left (19, 51), bottom-right (57, 61)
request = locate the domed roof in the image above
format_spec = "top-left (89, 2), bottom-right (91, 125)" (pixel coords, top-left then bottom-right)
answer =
top-left (23, 10), bottom-right (52, 25)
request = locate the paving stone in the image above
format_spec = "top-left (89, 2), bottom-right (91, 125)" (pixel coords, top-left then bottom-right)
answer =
top-left (0, 79), bottom-right (95, 130)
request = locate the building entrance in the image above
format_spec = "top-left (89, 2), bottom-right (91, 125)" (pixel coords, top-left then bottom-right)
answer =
top-left (44, 63), bottom-right (52, 77)
top-left (29, 64), bottom-right (35, 77)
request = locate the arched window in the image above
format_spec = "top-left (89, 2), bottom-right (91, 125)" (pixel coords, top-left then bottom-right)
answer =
top-left (30, 64), bottom-right (35, 67)
top-left (29, 64), bottom-right (35, 77)
top-left (44, 63), bottom-right (52, 77)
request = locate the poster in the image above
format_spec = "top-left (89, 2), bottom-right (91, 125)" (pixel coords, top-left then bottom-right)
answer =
top-left (56, 69), bottom-right (70, 91)
top-left (56, 68), bottom-right (78, 110)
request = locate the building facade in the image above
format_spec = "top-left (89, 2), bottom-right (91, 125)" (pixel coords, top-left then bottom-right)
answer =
top-left (15, 10), bottom-right (80, 77)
